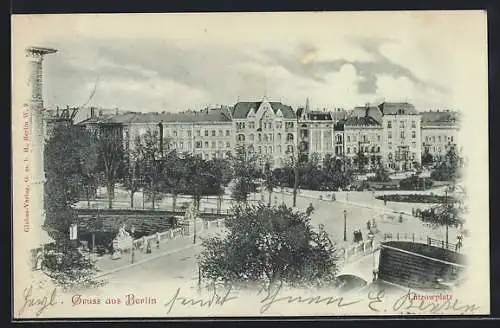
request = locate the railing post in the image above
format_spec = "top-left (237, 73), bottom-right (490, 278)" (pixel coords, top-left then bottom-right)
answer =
top-left (442, 240), bottom-right (445, 248)
top-left (412, 233), bottom-right (415, 242)
top-left (397, 233), bottom-right (400, 240)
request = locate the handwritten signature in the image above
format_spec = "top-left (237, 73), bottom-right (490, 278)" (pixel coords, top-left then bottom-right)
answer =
top-left (258, 281), bottom-right (363, 314)
top-left (164, 284), bottom-right (237, 314)
top-left (18, 285), bottom-right (62, 317)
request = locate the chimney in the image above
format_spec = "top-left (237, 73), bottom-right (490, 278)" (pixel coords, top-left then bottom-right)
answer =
top-left (56, 106), bottom-right (60, 117)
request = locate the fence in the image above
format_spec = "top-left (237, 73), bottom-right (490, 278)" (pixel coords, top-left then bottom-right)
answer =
top-left (382, 232), bottom-right (427, 243)
top-left (130, 219), bottom-right (225, 251)
top-left (342, 239), bottom-right (378, 264)
top-left (382, 233), bottom-right (461, 252)
top-left (427, 237), bottom-right (460, 252)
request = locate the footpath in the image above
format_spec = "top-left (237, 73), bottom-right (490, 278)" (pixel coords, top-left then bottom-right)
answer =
top-left (94, 223), bottom-right (225, 278)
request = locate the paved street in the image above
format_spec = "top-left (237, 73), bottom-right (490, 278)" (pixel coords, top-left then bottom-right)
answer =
top-left (94, 184), bottom-right (462, 290)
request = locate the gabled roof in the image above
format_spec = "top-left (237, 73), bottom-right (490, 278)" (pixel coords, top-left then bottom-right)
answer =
top-left (378, 102), bottom-right (418, 115)
top-left (232, 101), bottom-right (296, 119)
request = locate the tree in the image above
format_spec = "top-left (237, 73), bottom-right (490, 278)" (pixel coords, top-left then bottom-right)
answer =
top-left (209, 158), bottom-right (232, 214)
top-left (134, 130), bottom-right (168, 209)
top-left (43, 124), bottom-right (104, 289)
top-left (430, 147), bottom-right (463, 181)
top-left (228, 145), bottom-right (259, 203)
top-left (163, 150), bottom-right (185, 211)
top-left (421, 149), bottom-right (434, 167)
top-left (183, 155), bottom-right (221, 243)
top-left (121, 154), bottom-right (142, 208)
top-left (96, 125), bottom-right (124, 209)
top-left (323, 155), bottom-right (353, 191)
top-left (44, 125), bottom-right (98, 241)
top-left (369, 165), bottom-right (391, 182)
top-left (198, 204), bottom-right (340, 288)
top-left (263, 163), bottom-right (278, 206)
top-left (420, 200), bottom-right (464, 247)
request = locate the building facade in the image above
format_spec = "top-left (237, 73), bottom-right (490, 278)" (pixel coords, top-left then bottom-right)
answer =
top-left (74, 99), bottom-right (459, 172)
top-left (231, 99), bottom-right (297, 168)
top-left (378, 102), bottom-right (422, 171)
top-left (421, 110), bottom-right (460, 162)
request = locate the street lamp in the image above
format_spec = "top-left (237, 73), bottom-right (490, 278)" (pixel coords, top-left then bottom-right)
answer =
top-left (343, 209), bottom-right (347, 242)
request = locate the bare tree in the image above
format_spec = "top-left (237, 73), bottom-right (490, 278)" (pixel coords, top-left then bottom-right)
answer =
top-left (97, 124), bottom-right (124, 209)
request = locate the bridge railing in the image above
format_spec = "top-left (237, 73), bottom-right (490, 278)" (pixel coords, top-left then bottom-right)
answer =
top-left (130, 219), bottom-right (226, 251)
top-left (342, 239), bottom-right (377, 264)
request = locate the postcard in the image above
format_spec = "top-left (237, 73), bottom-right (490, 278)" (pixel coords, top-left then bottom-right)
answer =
top-left (11, 11), bottom-right (489, 319)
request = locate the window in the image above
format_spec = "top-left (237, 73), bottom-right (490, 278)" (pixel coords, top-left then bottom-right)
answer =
top-left (218, 141), bottom-right (223, 148)
top-left (212, 141), bottom-right (216, 148)
top-left (376, 146), bottom-right (380, 153)
top-left (180, 142), bottom-right (184, 149)
top-left (205, 130), bottom-right (209, 136)
top-left (451, 136), bottom-right (454, 142)
top-left (438, 136), bottom-right (442, 142)
top-left (400, 131), bottom-right (405, 139)
top-left (226, 142), bottom-right (230, 148)
top-left (264, 134), bottom-right (268, 142)
top-left (412, 131), bottom-right (416, 138)
top-left (249, 122), bottom-right (255, 129)
top-left (388, 132), bottom-right (392, 139)
top-left (387, 121), bottom-right (392, 128)
top-left (362, 135), bottom-right (368, 142)
top-left (268, 123), bottom-right (273, 129)
top-left (287, 133), bottom-right (294, 141)
top-left (173, 130), bottom-right (177, 137)
top-left (258, 146), bottom-right (262, 154)
top-left (249, 134), bottom-right (254, 141)
top-left (388, 153), bottom-right (393, 160)
top-left (204, 141), bottom-right (209, 148)
top-left (278, 145), bottom-right (282, 153)
top-left (287, 145), bottom-right (293, 153)
top-left (196, 130), bottom-right (200, 136)
top-left (195, 141), bottom-right (202, 149)
top-left (411, 121), bottom-right (416, 128)
top-left (269, 134), bottom-right (273, 141)
top-left (432, 136), bottom-right (436, 142)
top-left (187, 141), bottom-right (192, 149)
top-left (269, 146), bottom-right (273, 153)
top-left (377, 135), bottom-right (381, 141)
top-left (277, 133), bottom-right (282, 141)
top-left (226, 130), bottom-right (230, 136)
top-left (276, 122), bottom-right (282, 129)
top-left (347, 135), bottom-right (351, 142)
top-left (347, 147), bottom-right (351, 154)
top-left (187, 130), bottom-right (192, 137)
top-left (219, 130), bottom-right (223, 136)
top-left (237, 134), bottom-right (245, 141)
top-left (258, 133), bottom-right (262, 142)
top-left (212, 130), bottom-right (216, 137)
top-left (412, 142), bottom-right (417, 148)
top-left (400, 121), bottom-right (405, 128)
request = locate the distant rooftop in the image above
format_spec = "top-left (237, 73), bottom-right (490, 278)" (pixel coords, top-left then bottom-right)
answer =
top-left (93, 107), bottom-right (233, 125)
top-left (378, 102), bottom-right (418, 115)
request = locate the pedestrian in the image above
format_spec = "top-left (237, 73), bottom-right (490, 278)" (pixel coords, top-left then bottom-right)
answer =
top-left (384, 196), bottom-right (387, 206)
top-left (399, 214), bottom-right (403, 223)
top-left (146, 240), bottom-right (152, 254)
top-left (131, 248), bottom-right (135, 264)
top-left (306, 203), bottom-right (315, 216)
top-left (156, 232), bottom-right (160, 249)
top-left (367, 220), bottom-right (371, 231)
top-left (457, 235), bottom-right (463, 252)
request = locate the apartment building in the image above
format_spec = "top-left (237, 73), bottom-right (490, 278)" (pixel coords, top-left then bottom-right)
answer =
top-left (421, 110), bottom-right (460, 161)
top-left (231, 99), bottom-right (297, 168)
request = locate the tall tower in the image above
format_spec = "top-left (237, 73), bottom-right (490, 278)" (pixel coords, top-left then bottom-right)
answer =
top-left (25, 46), bottom-right (57, 246)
